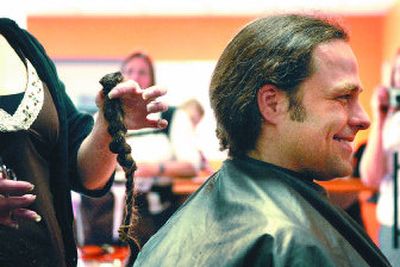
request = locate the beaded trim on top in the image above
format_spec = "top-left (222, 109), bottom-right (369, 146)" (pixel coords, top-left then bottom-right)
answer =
top-left (0, 59), bottom-right (44, 132)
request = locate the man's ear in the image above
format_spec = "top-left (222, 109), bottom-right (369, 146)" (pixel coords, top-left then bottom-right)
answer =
top-left (257, 84), bottom-right (286, 124)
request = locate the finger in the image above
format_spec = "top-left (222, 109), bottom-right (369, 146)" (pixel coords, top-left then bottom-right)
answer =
top-left (142, 86), bottom-right (167, 102)
top-left (107, 80), bottom-right (141, 99)
top-left (145, 118), bottom-right (168, 129)
top-left (0, 194), bottom-right (37, 211)
top-left (0, 216), bottom-right (18, 229)
top-left (12, 208), bottom-right (42, 222)
top-left (0, 179), bottom-right (34, 195)
top-left (95, 90), bottom-right (105, 108)
top-left (147, 101), bottom-right (168, 113)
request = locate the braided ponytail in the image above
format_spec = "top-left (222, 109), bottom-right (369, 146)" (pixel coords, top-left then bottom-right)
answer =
top-left (99, 72), bottom-right (140, 265)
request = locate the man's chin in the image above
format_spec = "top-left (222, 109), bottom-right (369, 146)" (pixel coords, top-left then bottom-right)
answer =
top-left (312, 166), bottom-right (352, 181)
top-left (331, 166), bottom-right (352, 179)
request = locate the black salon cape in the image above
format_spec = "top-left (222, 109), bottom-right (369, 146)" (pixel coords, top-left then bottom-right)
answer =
top-left (134, 157), bottom-right (390, 267)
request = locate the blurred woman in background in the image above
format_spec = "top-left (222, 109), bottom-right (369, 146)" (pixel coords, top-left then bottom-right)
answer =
top-left (360, 49), bottom-right (400, 267)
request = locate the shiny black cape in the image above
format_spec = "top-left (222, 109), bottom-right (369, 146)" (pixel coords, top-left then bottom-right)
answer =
top-left (134, 157), bottom-right (390, 266)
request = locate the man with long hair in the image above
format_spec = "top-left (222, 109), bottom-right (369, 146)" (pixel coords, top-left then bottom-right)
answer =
top-left (134, 13), bottom-right (390, 266)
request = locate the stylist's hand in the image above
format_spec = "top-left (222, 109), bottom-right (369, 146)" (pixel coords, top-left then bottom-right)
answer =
top-left (96, 80), bottom-right (168, 130)
top-left (0, 175), bottom-right (40, 228)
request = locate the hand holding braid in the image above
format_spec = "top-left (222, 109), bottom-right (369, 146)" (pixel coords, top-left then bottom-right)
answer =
top-left (97, 77), bottom-right (169, 130)
top-left (99, 72), bottom-right (168, 265)
top-left (99, 72), bottom-right (140, 265)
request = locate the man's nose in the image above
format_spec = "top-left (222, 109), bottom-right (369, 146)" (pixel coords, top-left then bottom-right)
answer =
top-left (352, 102), bottom-right (370, 131)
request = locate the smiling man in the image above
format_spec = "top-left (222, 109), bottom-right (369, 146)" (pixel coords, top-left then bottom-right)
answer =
top-left (133, 14), bottom-right (390, 266)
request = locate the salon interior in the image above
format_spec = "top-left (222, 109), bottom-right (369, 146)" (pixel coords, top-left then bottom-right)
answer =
top-left (3, 0), bottom-right (400, 265)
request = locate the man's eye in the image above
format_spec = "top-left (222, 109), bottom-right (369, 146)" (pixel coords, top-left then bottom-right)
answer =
top-left (339, 94), bottom-right (352, 100)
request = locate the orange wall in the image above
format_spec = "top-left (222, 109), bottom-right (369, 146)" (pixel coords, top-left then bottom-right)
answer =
top-left (27, 16), bottom-right (254, 60)
top-left (384, 0), bottom-right (400, 62)
top-left (27, 14), bottom-right (385, 144)
top-left (340, 16), bottom-right (384, 143)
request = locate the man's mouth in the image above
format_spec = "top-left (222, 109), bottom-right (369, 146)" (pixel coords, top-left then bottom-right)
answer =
top-left (333, 135), bottom-right (354, 152)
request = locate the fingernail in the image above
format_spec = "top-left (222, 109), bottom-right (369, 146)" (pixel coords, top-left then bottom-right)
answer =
top-left (108, 92), bottom-right (115, 99)
top-left (29, 184), bottom-right (35, 191)
top-left (157, 119), bottom-right (163, 128)
top-left (10, 223), bottom-right (19, 229)
top-left (25, 194), bottom-right (36, 200)
top-left (35, 214), bottom-right (42, 222)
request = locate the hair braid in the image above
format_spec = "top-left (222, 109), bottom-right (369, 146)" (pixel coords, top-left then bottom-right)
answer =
top-left (99, 71), bottom-right (140, 265)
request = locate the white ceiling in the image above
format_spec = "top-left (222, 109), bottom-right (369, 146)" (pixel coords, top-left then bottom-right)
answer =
top-left (11, 0), bottom-right (399, 16)
top-left (1, 0), bottom-right (397, 29)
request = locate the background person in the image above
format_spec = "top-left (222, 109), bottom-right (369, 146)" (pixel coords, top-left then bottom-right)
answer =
top-left (121, 51), bottom-right (203, 178)
top-left (77, 51), bottom-right (205, 248)
top-left (360, 48), bottom-right (400, 266)
top-left (121, 51), bottom-right (205, 246)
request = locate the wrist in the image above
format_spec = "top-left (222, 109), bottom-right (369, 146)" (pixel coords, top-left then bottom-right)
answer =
top-left (93, 112), bottom-right (114, 141)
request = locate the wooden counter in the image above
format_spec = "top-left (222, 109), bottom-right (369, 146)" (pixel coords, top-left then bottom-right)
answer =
top-left (172, 176), bottom-right (377, 196)
top-left (317, 178), bottom-right (377, 193)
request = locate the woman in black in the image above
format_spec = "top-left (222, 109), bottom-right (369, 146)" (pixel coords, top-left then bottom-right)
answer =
top-left (0, 18), bottom-right (167, 267)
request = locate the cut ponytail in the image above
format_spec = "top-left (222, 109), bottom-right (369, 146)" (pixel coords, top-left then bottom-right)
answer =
top-left (100, 72), bottom-right (139, 265)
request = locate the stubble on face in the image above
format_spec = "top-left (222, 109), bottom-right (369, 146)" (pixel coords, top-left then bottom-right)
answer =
top-left (283, 40), bottom-right (365, 180)
top-left (288, 94), bottom-right (307, 122)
